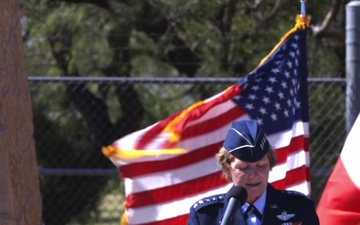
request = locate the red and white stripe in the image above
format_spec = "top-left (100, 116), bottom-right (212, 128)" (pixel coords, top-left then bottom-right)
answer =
top-left (317, 113), bottom-right (360, 224)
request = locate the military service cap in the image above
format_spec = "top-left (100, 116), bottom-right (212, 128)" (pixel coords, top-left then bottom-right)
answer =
top-left (223, 120), bottom-right (270, 162)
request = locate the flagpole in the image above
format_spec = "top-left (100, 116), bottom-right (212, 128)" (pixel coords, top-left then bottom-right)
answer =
top-left (300, 0), bottom-right (306, 15)
top-left (346, 1), bottom-right (360, 133)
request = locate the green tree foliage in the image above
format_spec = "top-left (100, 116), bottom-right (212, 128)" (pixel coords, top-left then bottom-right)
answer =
top-left (20, 0), bottom-right (347, 224)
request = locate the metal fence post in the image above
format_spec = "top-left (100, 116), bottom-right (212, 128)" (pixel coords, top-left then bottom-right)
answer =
top-left (346, 1), bottom-right (360, 133)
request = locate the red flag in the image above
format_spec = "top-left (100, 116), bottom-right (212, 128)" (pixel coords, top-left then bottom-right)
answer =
top-left (104, 15), bottom-right (311, 225)
top-left (316, 113), bottom-right (360, 224)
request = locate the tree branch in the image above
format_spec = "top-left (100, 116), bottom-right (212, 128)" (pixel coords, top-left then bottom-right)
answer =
top-left (310, 0), bottom-right (342, 37)
top-left (255, 0), bottom-right (288, 30)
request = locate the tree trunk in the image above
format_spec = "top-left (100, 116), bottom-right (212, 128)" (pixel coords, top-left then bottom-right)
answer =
top-left (0, 1), bottom-right (43, 225)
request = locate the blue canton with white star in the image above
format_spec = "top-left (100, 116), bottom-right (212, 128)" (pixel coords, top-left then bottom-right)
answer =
top-left (233, 30), bottom-right (309, 135)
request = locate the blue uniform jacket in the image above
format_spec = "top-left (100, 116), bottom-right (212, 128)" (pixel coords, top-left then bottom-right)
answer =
top-left (188, 184), bottom-right (319, 225)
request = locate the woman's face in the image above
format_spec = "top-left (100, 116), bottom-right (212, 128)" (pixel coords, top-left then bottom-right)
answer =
top-left (227, 154), bottom-right (270, 203)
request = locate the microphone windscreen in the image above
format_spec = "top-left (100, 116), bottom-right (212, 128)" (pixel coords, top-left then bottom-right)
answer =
top-left (227, 186), bottom-right (247, 204)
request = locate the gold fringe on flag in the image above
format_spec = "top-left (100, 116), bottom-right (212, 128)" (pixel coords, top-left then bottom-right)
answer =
top-left (120, 208), bottom-right (128, 225)
top-left (102, 146), bottom-right (187, 160)
top-left (162, 85), bottom-right (239, 146)
top-left (164, 101), bottom-right (205, 144)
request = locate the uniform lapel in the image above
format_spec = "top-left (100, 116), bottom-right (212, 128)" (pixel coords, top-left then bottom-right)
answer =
top-left (262, 184), bottom-right (284, 225)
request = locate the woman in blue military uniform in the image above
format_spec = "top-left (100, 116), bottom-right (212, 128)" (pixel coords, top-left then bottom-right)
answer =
top-left (187, 120), bottom-right (319, 225)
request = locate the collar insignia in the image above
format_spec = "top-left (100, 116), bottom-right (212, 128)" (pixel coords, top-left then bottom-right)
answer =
top-left (277, 211), bottom-right (295, 221)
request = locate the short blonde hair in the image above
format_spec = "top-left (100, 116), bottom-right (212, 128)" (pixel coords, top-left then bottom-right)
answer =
top-left (216, 147), bottom-right (276, 182)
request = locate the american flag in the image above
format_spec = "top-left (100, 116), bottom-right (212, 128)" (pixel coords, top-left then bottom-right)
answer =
top-left (104, 15), bottom-right (310, 225)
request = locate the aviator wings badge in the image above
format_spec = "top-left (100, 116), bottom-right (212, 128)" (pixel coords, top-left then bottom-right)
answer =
top-left (277, 211), bottom-right (295, 221)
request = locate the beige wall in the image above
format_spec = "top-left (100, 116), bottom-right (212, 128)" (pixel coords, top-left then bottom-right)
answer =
top-left (0, 0), bottom-right (43, 224)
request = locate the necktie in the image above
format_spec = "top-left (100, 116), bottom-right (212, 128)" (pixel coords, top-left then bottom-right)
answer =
top-left (244, 204), bottom-right (263, 221)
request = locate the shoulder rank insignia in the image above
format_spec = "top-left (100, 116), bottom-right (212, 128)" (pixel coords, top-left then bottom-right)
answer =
top-left (277, 211), bottom-right (295, 221)
top-left (192, 194), bottom-right (224, 209)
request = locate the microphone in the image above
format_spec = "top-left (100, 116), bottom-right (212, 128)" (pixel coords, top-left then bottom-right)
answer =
top-left (220, 185), bottom-right (248, 225)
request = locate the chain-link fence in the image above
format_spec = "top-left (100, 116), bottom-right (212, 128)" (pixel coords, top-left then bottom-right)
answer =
top-left (30, 77), bottom-right (346, 225)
